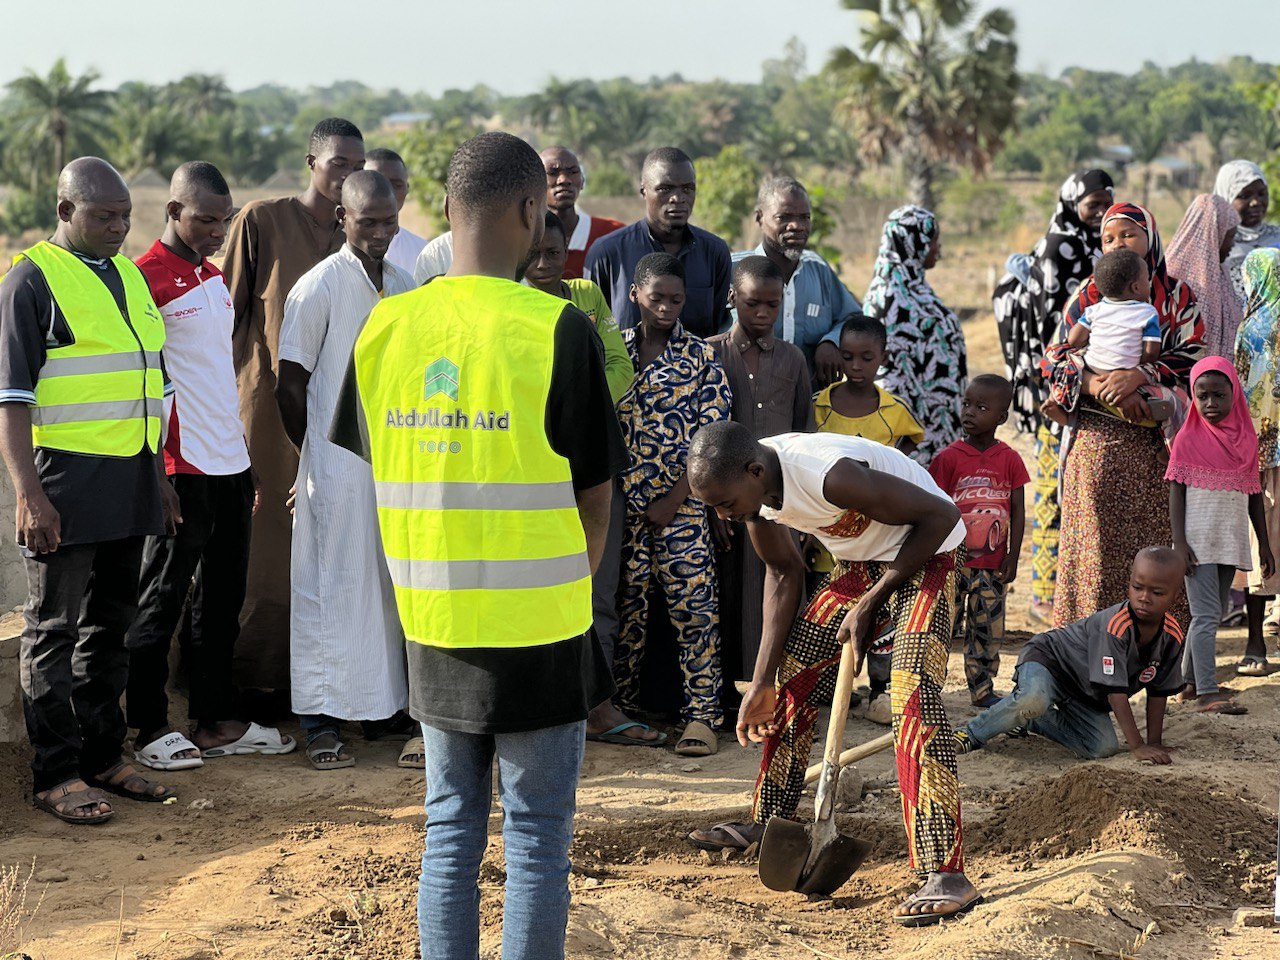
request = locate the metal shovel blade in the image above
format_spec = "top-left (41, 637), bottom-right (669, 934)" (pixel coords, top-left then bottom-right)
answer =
top-left (757, 814), bottom-right (874, 895)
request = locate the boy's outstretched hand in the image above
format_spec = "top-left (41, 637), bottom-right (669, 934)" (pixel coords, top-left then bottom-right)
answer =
top-left (999, 553), bottom-right (1019, 584)
top-left (1131, 743), bottom-right (1172, 765)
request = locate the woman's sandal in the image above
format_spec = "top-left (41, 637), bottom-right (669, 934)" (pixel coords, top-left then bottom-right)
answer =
top-left (894, 891), bottom-right (985, 927)
top-left (88, 761), bottom-right (176, 803)
top-left (33, 780), bottom-right (114, 825)
top-left (1237, 657), bottom-right (1270, 677)
top-left (687, 821), bottom-right (764, 852)
top-left (307, 733), bottom-right (356, 771)
top-left (675, 720), bottom-right (718, 757)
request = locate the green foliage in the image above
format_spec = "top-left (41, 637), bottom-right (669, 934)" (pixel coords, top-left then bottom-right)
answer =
top-left (586, 161), bottom-right (633, 198)
top-left (1240, 68), bottom-right (1280, 183)
top-left (807, 183), bottom-right (844, 270)
top-left (394, 118), bottom-right (482, 232)
top-left (694, 146), bottom-right (762, 246)
top-left (940, 172), bottom-right (1023, 237)
top-left (827, 0), bottom-right (1020, 209)
top-left (1, 185), bottom-right (57, 235)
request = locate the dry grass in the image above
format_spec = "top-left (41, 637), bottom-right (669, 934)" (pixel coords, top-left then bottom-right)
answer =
top-left (0, 860), bottom-right (44, 960)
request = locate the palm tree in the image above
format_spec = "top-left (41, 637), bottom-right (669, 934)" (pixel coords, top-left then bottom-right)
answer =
top-left (6, 58), bottom-right (112, 186)
top-left (827, 0), bottom-right (1018, 211)
top-left (165, 73), bottom-right (234, 118)
top-left (110, 84), bottom-right (201, 176)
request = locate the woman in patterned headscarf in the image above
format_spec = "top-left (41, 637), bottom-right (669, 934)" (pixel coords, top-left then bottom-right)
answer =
top-left (1215, 160), bottom-right (1280, 304)
top-left (1046, 202), bottom-right (1203, 627)
top-left (1167, 194), bottom-right (1242, 359)
top-left (993, 169), bottom-right (1114, 623)
top-left (864, 205), bottom-right (965, 463)
top-left (1234, 248), bottom-right (1280, 675)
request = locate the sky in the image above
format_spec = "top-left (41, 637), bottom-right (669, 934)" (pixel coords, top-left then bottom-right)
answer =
top-left (4, 0), bottom-right (1276, 94)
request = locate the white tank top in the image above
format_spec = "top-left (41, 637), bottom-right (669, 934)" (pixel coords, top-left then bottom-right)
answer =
top-left (758, 433), bottom-right (965, 563)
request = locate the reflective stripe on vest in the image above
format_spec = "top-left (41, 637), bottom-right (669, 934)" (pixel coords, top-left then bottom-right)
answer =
top-left (17, 241), bottom-right (166, 457)
top-left (354, 276), bottom-right (592, 650)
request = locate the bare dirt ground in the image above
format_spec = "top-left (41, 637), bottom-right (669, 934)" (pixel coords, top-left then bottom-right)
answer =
top-left (2, 300), bottom-right (1279, 960)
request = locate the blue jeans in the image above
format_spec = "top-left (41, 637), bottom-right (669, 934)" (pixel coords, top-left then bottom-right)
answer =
top-left (963, 661), bottom-right (1120, 759)
top-left (418, 720), bottom-right (585, 960)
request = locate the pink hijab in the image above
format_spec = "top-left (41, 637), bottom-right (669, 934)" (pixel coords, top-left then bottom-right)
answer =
top-left (1166, 194), bottom-right (1242, 359)
top-left (1165, 356), bottom-right (1260, 494)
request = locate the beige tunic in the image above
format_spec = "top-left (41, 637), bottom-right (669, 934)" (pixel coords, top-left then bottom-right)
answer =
top-left (223, 197), bottom-right (344, 689)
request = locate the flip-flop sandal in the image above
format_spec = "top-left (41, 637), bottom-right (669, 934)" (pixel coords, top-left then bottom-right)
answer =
top-left (1197, 699), bottom-right (1248, 715)
top-left (894, 893), bottom-right (985, 927)
top-left (1237, 658), bottom-right (1270, 677)
top-left (307, 734), bottom-right (356, 771)
top-left (33, 781), bottom-right (114, 825)
top-left (89, 761), bottom-right (176, 803)
top-left (134, 732), bottom-right (204, 771)
top-left (675, 720), bottom-right (719, 757)
top-left (586, 722), bottom-right (668, 747)
top-left (201, 721), bottom-right (297, 758)
top-left (687, 821), bottom-right (762, 852)
top-left (397, 736), bottom-right (426, 769)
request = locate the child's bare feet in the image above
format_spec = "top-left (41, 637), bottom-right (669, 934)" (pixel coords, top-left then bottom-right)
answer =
top-left (1040, 398), bottom-right (1069, 426)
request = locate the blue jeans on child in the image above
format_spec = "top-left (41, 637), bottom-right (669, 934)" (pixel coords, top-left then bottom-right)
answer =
top-left (1182, 562), bottom-right (1233, 696)
top-left (963, 661), bottom-right (1120, 759)
top-left (417, 720), bottom-right (585, 960)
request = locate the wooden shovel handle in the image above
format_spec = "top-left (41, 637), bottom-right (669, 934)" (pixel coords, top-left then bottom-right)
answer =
top-left (804, 732), bottom-right (896, 786)
top-left (821, 641), bottom-right (861, 768)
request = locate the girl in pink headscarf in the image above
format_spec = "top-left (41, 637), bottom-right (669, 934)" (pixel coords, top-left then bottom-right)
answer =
top-left (1167, 194), bottom-right (1242, 359)
top-left (1167, 356), bottom-right (1273, 713)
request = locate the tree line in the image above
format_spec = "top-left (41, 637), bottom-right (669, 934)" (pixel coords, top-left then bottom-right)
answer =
top-left (1, 0), bottom-right (1277, 243)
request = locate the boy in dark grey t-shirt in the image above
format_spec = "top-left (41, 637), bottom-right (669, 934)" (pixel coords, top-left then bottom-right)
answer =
top-left (956, 546), bottom-right (1186, 764)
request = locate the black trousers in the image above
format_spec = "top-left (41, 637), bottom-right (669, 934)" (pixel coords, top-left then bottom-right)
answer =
top-left (126, 471), bottom-right (253, 733)
top-left (20, 537), bottom-right (145, 792)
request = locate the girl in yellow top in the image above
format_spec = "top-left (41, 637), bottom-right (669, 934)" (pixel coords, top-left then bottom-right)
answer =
top-left (525, 212), bottom-right (634, 403)
top-left (814, 314), bottom-right (925, 455)
top-left (810, 314), bottom-right (925, 724)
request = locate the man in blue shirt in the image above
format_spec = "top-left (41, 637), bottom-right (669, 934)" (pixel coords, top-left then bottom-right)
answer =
top-left (730, 176), bottom-right (862, 385)
top-left (585, 147), bottom-right (731, 338)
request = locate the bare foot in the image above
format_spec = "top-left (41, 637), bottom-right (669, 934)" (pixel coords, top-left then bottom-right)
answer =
top-left (135, 727), bottom-right (201, 762)
top-left (586, 702), bottom-right (660, 743)
top-left (894, 872), bottom-right (982, 926)
top-left (35, 778), bottom-right (113, 821)
top-left (191, 720), bottom-right (250, 752)
top-left (1040, 399), bottom-right (1069, 426)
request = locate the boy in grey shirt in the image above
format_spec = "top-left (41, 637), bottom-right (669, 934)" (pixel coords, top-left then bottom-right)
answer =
top-left (956, 546), bottom-right (1185, 764)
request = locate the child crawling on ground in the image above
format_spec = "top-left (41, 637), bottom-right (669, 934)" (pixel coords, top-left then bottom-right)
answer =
top-left (1042, 249), bottom-right (1182, 444)
top-left (955, 545), bottom-right (1185, 764)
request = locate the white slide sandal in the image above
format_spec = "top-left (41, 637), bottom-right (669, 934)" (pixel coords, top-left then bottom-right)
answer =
top-left (134, 732), bottom-right (204, 771)
top-left (201, 722), bottom-right (297, 759)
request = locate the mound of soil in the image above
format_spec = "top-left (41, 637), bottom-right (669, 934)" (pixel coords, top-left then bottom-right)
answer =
top-left (973, 764), bottom-right (1276, 892)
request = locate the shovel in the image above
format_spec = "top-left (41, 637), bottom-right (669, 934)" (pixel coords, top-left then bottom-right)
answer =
top-left (758, 640), bottom-right (880, 895)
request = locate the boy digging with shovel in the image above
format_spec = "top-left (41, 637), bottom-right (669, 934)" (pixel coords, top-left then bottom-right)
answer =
top-left (685, 421), bottom-right (982, 926)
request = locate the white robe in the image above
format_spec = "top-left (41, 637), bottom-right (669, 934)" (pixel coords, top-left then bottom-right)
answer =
top-left (278, 245), bottom-right (414, 719)
top-left (386, 226), bottom-right (427, 278)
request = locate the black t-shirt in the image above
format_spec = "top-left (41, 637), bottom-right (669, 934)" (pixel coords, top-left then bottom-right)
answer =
top-left (331, 300), bottom-right (627, 733)
top-left (0, 253), bottom-right (167, 549)
top-left (1019, 601), bottom-right (1185, 713)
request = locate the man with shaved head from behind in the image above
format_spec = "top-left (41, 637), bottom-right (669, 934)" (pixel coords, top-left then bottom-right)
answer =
top-left (128, 162), bottom-right (296, 774)
top-left (276, 170), bottom-right (415, 771)
top-left (0, 158), bottom-right (182, 823)
top-left (540, 145), bottom-right (623, 279)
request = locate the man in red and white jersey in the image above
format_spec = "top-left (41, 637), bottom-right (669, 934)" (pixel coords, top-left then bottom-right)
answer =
top-left (127, 162), bottom-right (295, 772)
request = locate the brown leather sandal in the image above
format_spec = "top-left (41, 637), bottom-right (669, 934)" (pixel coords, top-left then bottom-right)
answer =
top-left (89, 760), bottom-right (176, 802)
top-left (33, 780), bottom-right (114, 825)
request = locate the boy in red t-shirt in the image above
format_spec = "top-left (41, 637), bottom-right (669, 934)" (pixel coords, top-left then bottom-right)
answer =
top-left (930, 375), bottom-right (1030, 707)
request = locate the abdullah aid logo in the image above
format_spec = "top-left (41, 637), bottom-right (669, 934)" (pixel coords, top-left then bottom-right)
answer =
top-left (424, 357), bottom-right (460, 402)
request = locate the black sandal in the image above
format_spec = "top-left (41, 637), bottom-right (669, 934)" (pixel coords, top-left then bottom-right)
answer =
top-left (89, 760), bottom-right (176, 803)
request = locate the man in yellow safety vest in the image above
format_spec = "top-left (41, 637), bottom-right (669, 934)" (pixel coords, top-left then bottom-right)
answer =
top-left (0, 157), bottom-right (182, 824)
top-left (329, 132), bottom-right (624, 960)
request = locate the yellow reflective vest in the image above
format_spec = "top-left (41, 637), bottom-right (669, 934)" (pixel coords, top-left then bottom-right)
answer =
top-left (353, 275), bottom-right (592, 649)
top-left (17, 241), bottom-right (166, 457)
